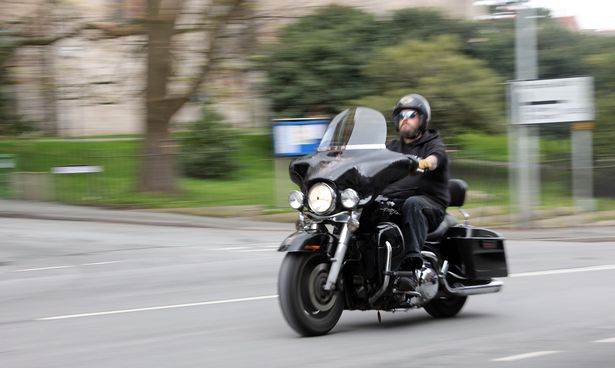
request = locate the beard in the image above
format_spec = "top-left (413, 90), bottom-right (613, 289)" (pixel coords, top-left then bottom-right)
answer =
top-left (400, 126), bottom-right (420, 140)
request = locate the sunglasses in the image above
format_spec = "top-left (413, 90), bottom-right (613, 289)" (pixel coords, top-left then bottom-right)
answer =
top-left (398, 111), bottom-right (418, 120)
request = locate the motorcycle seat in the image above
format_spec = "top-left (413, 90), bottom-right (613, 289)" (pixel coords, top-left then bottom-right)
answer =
top-left (426, 214), bottom-right (458, 242)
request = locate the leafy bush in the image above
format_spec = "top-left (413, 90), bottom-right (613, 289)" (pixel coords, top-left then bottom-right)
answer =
top-left (258, 5), bottom-right (382, 117)
top-left (180, 105), bottom-right (238, 179)
top-left (353, 36), bottom-right (505, 135)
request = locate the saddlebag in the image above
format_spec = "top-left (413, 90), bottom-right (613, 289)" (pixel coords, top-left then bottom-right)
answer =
top-left (444, 225), bottom-right (508, 280)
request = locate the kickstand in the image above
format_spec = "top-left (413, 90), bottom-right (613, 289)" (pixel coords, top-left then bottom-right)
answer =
top-left (377, 310), bottom-right (382, 324)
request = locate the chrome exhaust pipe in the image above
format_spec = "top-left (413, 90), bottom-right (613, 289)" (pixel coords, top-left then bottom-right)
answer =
top-left (421, 251), bottom-right (439, 269)
top-left (440, 261), bottom-right (503, 296)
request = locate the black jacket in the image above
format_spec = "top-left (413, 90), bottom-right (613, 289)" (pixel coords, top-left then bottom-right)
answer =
top-left (383, 129), bottom-right (450, 209)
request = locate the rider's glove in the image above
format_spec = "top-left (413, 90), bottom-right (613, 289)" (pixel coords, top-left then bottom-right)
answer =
top-left (418, 159), bottom-right (431, 170)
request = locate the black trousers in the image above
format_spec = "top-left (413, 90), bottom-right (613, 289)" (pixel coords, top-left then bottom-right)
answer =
top-left (399, 195), bottom-right (446, 261)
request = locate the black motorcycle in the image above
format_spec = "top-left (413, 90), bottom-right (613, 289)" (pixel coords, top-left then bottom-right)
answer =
top-left (277, 107), bottom-right (508, 336)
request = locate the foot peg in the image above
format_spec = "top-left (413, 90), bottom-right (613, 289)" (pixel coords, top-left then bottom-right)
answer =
top-left (393, 271), bottom-right (420, 296)
top-left (397, 275), bottom-right (417, 292)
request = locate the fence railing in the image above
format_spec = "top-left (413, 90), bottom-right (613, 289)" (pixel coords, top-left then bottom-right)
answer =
top-left (1, 142), bottom-right (614, 210)
top-left (0, 137), bottom-right (274, 207)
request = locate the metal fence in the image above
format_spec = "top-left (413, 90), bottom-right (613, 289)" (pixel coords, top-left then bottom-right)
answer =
top-left (450, 154), bottom-right (615, 224)
top-left (0, 150), bottom-right (136, 203)
top-left (0, 137), bottom-right (274, 207)
top-left (1, 141), bottom-right (614, 211)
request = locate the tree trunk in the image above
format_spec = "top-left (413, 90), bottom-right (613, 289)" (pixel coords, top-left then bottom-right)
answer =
top-left (39, 2), bottom-right (59, 136)
top-left (40, 45), bottom-right (58, 136)
top-left (137, 6), bottom-right (180, 194)
top-left (136, 0), bottom-right (244, 194)
top-left (138, 107), bottom-right (179, 193)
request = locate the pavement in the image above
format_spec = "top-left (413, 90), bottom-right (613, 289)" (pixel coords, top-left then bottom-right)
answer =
top-left (2, 199), bottom-right (615, 242)
top-left (0, 199), bottom-right (292, 232)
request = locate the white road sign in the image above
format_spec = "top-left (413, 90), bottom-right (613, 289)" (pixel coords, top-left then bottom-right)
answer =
top-left (510, 77), bottom-right (594, 124)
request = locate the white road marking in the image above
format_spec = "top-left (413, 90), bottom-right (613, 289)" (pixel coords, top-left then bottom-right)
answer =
top-left (210, 246), bottom-right (279, 252)
top-left (511, 264), bottom-right (615, 278)
top-left (208, 245), bottom-right (279, 253)
top-left (37, 295), bottom-right (278, 321)
top-left (209, 246), bottom-right (250, 251)
top-left (82, 261), bottom-right (121, 266)
top-left (594, 337), bottom-right (615, 343)
top-left (236, 248), bottom-right (277, 253)
top-left (14, 265), bottom-right (73, 272)
top-left (492, 351), bottom-right (562, 362)
top-left (13, 261), bottom-right (122, 272)
top-left (31, 264), bottom-right (615, 321)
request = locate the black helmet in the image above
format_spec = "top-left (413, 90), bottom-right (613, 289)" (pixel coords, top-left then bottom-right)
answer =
top-left (392, 94), bottom-right (431, 133)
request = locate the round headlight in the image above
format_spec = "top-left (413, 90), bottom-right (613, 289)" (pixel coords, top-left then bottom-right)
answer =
top-left (307, 183), bottom-right (336, 215)
top-left (341, 188), bottom-right (359, 209)
top-left (288, 190), bottom-right (304, 210)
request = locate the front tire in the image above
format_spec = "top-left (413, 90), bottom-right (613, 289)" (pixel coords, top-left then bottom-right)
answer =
top-left (278, 253), bottom-right (344, 336)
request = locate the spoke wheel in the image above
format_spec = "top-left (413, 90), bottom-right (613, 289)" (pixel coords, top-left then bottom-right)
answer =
top-left (278, 253), bottom-right (344, 336)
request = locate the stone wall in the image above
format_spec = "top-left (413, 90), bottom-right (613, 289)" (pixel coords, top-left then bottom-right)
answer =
top-left (6, 0), bottom-right (483, 135)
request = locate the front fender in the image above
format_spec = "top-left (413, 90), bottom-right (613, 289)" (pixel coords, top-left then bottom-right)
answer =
top-left (278, 230), bottom-right (335, 254)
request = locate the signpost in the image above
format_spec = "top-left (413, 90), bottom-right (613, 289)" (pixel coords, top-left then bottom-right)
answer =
top-left (507, 6), bottom-right (596, 227)
top-left (511, 6), bottom-right (539, 227)
top-left (510, 77), bottom-right (594, 125)
top-left (272, 119), bottom-right (329, 157)
top-left (271, 118), bottom-right (329, 207)
top-left (510, 76), bottom-right (596, 215)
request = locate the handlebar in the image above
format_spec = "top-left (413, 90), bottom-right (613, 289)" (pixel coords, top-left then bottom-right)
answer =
top-left (405, 154), bottom-right (426, 174)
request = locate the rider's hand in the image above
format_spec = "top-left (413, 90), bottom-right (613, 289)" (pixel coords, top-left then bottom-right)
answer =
top-left (418, 159), bottom-right (431, 170)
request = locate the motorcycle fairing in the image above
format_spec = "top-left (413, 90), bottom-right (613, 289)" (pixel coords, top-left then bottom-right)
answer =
top-left (278, 230), bottom-right (336, 254)
top-left (289, 150), bottom-right (413, 200)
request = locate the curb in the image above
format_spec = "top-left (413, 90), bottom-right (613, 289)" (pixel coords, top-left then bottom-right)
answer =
top-left (0, 200), bottom-right (293, 232)
top-left (0, 210), bottom-right (294, 232)
top-left (3, 200), bottom-right (615, 241)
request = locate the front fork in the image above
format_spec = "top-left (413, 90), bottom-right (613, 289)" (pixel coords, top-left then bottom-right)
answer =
top-left (323, 223), bottom-right (351, 291)
top-left (319, 210), bottom-right (360, 291)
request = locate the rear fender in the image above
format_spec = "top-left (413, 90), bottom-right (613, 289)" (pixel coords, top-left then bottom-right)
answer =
top-left (278, 230), bottom-right (335, 254)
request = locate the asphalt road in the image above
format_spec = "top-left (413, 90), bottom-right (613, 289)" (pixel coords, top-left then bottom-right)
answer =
top-left (2, 218), bottom-right (615, 368)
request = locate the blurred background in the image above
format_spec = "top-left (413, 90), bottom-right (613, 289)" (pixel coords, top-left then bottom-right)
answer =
top-left (1, 0), bottom-right (614, 227)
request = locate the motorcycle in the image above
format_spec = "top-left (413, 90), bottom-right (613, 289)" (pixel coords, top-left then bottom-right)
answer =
top-left (277, 107), bottom-right (508, 336)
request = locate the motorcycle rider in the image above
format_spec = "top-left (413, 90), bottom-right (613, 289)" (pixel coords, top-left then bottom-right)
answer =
top-left (383, 94), bottom-right (450, 282)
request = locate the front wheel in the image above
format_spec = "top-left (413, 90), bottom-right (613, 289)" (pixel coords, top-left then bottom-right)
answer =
top-left (278, 253), bottom-right (344, 336)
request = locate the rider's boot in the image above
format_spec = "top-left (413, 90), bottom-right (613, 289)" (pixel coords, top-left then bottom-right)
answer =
top-left (396, 272), bottom-right (419, 292)
top-left (395, 256), bottom-right (423, 292)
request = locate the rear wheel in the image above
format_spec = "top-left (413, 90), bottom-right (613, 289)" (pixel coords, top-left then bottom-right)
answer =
top-left (278, 253), bottom-right (344, 336)
top-left (423, 294), bottom-right (467, 318)
top-left (421, 247), bottom-right (468, 318)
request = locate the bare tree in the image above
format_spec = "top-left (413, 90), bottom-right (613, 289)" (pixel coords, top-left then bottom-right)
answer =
top-left (1, 0), bottom-right (247, 194)
top-left (139, 0), bottom-right (245, 193)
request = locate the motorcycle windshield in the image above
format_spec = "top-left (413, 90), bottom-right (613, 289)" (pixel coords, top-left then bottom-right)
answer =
top-left (317, 107), bottom-right (387, 152)
top-left (289, 107), bottom-right (414, 199)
